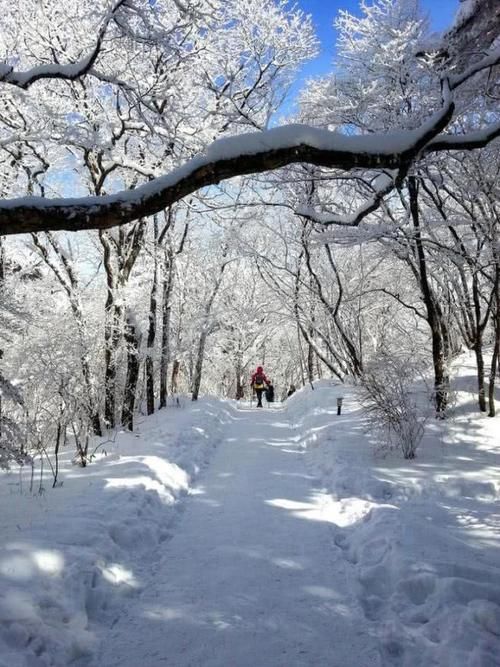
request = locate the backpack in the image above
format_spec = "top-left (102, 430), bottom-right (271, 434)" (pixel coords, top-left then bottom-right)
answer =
top-left (254, 373), bottom-right (265, 388)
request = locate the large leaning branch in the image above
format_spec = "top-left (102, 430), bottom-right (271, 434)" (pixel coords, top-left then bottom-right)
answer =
top-left (1, 47), bottom-right (500, 236)
top-left (0, 33), bottom-right (498, 236)
top-left (0, 100), bottom-right (456, 236)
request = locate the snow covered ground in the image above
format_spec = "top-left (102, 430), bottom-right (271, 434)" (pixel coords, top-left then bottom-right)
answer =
top-left (1, 356), bottom-right (499, 666)
top-left (0, 399), bottom-right (229, 667)
top-left (289, 360), bottom-right (500, 666)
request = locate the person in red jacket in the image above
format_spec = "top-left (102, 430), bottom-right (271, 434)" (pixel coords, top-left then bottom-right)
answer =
top-left (250, 366), bottom-right (269, 408)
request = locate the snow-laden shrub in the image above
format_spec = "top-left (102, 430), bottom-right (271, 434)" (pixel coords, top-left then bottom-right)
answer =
top-left (360, 355), bottom-right (429, 459)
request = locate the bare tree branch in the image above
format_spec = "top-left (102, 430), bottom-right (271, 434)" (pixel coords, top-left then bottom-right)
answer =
top-left (296, 168), bottom-right (405, 226)
top-left (0, 0), bottom-right (129, 89)
top-left (425, 122), bottom-right (500, 153)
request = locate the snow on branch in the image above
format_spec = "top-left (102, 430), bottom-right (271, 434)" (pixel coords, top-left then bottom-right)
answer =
top-left (425, 121), bottom-right (500, 153)
top-left (0, 46), bottom-right (499, 237)
top-left (448, 47), bottom-right (500, 91)
top-left (0, 0), bottom-right (128, 89)
top-left (297, 170), bottom-right (403, 227)
top-left (0, 100), bottom-right (457, 235)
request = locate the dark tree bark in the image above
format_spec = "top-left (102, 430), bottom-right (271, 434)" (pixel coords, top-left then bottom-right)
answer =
top-left (159, 246), bottom-right (174, 409)
top-left (0, 243), bottom-right (4, 434)
top-left (306, 328), bottom-right (315, 384)
top-left (307, 278), bottom-right (316, 384)
top-left (488, 256), bottom-right (500, 417)
top-left (420, 177), bottom-right (494, 413)
top-left (292, 252), bottom-right (346, 382)
top-left (235, 361), bottom-right (245, 400)
top-left (408, 176), bottom-right (449, 417)
top-left (300, 234), bottom-right (363, 378)
top-left (158, 214), bottom-right (187, 408)
top-left (472, 272), bottom-right (487, 411)
top-left (145, 219), bottom-right (159, 416)
top-left (170, 359), bottom-right (180, 396)
top-left (0, 237), bottom-right (4, 282)
top-left (121, 314), bottom-right (142, 431)
top-left (5, 79), bottom-right (500, 236)
top-left (101, 231), bottom-right (119, 429)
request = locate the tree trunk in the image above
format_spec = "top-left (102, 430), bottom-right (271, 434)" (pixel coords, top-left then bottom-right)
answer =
top-left (30, 234), bottom-right (102, 435)
top-left (408, 176), bottom-right (449, 417)
top-left (104, 302), bottom-right (123, 428)
top-left (159, 247), bottom-right (175, 408)
top-left (121, 315), bottom-right (142, 431)
top-left (316, 354), bottom-right (323, 379)
top-left (0, 236), bottom-right (4, 282)
top-left (307, 292), bottom-right (315, 383)
top-left (0, 239), bottom-right (4, 434)
top-left (71, 302), bottom-right (102, 435)
top-left (100, 224), bottom-right (145, 428)
top-left (474, 338), bottom-right (487, 412)
top-left (296, 322), bottom-right (306, 387)
top-left (235, 373), bottom-right (244, 400)
top-left (293, 252), bottom-right (346, 381)
top-left (488, 260), bottom-right (500, 417)
top-left (191, 328), bottom-right (209, 401)
top-left (307, 337), bottom-right (315, 384)
top-left (145, 220), bottom-right (159, 416)
top-left (171, 360), bottom-right (180, 395)
top-left (489, 330), bottom-right (499, 417)
top-left (471, 273), bottom-right (487, 411)
top-left (235, 348), bottom-right (244, 400)
top-left (305, 242), bottom-right (362, 377)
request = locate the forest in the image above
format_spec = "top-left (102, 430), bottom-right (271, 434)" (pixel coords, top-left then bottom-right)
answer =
top-left (1, 2), bottom-right (500, 666)
top-left (0, 0), bottom-right (499, 464)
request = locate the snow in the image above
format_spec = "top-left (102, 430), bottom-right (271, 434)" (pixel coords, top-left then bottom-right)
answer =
top-left (0, 399), bottom-right (228, 667)
top-left (288, 362), bottom-right (500, 665)
top-left (296, 171), bottom-right (396, 226)
top-left (1, 357), bottom-right (499, 666)
top-left (427, 122), bottom-right (500, 151)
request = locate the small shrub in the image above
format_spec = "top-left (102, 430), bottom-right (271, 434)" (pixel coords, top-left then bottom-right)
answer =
top-left (360, 356), bottom-right (429, 459)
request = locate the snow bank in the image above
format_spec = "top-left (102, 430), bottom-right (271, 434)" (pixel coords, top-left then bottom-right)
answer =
top-left (0, 398), bottom-right (231, 667)
top-left (290, 366), bottom-right (500, 666)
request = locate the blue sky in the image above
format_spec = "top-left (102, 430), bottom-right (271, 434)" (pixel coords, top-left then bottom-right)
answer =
top-left (282, 0), bottom-right (460, 112)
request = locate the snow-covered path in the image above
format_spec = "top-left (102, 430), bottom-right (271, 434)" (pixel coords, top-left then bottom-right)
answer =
top-left (94, 406), bottom-right (379, 667)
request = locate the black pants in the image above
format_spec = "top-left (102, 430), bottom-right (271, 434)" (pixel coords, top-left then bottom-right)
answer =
top-left (255, 388), bottom-right (264, 407)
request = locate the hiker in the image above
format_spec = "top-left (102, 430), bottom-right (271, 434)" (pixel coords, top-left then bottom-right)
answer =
top-left (286, 384), bottom-right (296, 398)
top-left (265, 380), bottom-right (275, 404)
top-left (251, 366), bottom-right (269, 408)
